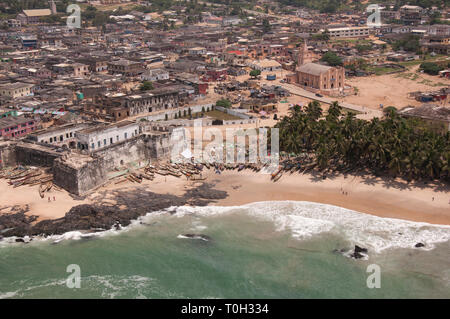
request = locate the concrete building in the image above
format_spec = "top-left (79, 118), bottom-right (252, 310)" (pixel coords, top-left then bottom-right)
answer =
top-left (140, 68), bottom-right (170, 81)
top-left (0, 116), bottom-right (37, 139)
top-left (287, 42), bottom-right (345, 93)
top-left (27, 123), bottom-right (90, 148)
top-left (326, 26), bottom-right (370, 38)
top-left (295, 63), bottom-right (345, 91)
top-left (108, 59), bottom-right (143, 76)
top-left (0, 83), bottom-right (34, 99)
top-left (123, 87), bottom-right (180, 116)
top-left (247, 59), bottom-right (282, 72)
top-left (76, 121), bottom-right (140, 151)
top-left (17, 9), bottom-right (52, 25)
top-left (400, 105), bottom-right (450, 133)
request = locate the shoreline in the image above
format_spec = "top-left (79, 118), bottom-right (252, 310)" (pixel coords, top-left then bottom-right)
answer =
top-left (209, 170), bottom-right (450, 225)
top-left (0, 168), bottom-right (449, 238)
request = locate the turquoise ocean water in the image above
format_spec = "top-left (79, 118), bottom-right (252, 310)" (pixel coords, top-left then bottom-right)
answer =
top-left (0, 201), bottom-right (449, 298)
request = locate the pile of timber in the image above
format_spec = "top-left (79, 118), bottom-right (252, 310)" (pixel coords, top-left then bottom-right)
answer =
top-left (0, 166), bottom-right (54, 189)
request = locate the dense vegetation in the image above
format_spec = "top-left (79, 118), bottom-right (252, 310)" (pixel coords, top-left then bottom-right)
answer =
top-left (139, 81), bottom-right (154, 91)
top-left (275, 101), bottom-right (450, 182)
top-left (420, 62), bottom-right (444, 75)
top-left (216, 98), bottom-right (232, 108)
top-left (320, 51), bottom-right (343, 66)
top-left (391, 34), bottom-right (421, 53)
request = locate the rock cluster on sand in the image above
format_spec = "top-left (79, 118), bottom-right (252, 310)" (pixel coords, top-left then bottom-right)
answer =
top-left (0, 183), bottom-right (227, 238)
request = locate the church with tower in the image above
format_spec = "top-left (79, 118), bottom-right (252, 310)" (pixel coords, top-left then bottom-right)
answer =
top-left (286, 41), bottom-right (346, 94)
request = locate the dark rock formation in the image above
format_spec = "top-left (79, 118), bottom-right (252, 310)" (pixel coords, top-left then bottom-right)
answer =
top-left (181, 234), bottom-right (212, 241)
top-left (350, 245), bottom-right (369, 259)
top-left (354, 245), bottom-right (368, 254)
top-left (415, 242), bottom-right (425, 248)
top-left (0, 183), bottom-right (228, 238)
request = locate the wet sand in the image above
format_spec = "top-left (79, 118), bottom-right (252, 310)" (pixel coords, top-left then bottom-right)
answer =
top-left (0, 168), bottom-right (448, 226)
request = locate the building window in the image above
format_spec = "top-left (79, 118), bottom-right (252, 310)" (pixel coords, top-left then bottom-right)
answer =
top-left (98, 141), bottom-right (101, 147)
top-left (124, 132), bottom-right (127, 139)
top-left (104, 139), bottom-right (106, 145)
top-left (91, 143), bottom-right (94, 149)
top-left (116, 135), bottom-right (119, 141)
top-left (50, 137), bottom-right (53, 142)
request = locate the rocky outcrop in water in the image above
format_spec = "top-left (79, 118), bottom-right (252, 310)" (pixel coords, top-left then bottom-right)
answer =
top-left (350, 245), bottom-right (369, 259)
top-left (180, 234), bottom-right (212, 241)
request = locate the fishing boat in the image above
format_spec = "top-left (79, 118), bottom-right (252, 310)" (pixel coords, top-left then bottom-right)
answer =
top-left (38, 183), bottom-right (46, 198)
top-left (271, 167), bottom-right (282, 180)
top-left (273, 173), bottom-right (283, 182)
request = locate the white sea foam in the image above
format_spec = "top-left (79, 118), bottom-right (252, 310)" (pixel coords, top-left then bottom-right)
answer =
top-left (2, 201), bottom-right (449, 253)
top-left (168, 201), bottom-right (450, 253)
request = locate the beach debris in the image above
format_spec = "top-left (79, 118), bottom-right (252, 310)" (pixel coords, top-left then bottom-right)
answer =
top-left (414, 242), bottom-right (425, 248)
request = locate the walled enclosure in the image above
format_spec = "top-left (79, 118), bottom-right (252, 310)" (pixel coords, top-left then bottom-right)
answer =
top-left (52, 132), bottom-right (172, 196)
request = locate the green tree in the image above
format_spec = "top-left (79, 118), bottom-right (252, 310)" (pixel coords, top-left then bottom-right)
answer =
top-left (216, 98), bottom-right (232, 108)
top-left (249, 69), bottom-right (261, 78)
top-left (140, 81), bottom-right (154, 91)
top-left (320, 52), bottom-right (343, 66)
top-left (420, 62), bottom-right (444, 75)
top-left (262, 18), bottom-right (271, 33)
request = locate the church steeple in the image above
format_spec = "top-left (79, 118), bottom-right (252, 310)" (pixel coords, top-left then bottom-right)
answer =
top-left (297, 40), bottom-right (312, 66)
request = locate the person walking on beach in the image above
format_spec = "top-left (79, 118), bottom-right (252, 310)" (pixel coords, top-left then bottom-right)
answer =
top-left (48, 197), bottom-right (51, 202)
top-left (53, 196), bottom-right (56, 201)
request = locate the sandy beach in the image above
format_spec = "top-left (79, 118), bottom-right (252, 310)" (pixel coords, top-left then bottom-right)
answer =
top-left (0, 167), bottom-right (448, 226)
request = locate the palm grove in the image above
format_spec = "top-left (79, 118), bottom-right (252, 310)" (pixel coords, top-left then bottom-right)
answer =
top-left (274, 101), bottom-right (449, 182)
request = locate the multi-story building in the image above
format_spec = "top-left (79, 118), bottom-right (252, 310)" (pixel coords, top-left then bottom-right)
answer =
top-left (326, 26), bottom-right (370, 38)
top-left (123, 87), bottom-right (180, 116)
top-left (26, 123), bottom-right (91, 148)
top-left (76, 121), bottom-right (140, 151)
top-left (0, 83), bottom-right (34, 99)
top-left (0, 116), bottom-right (37, 139)
top-left (108, 59), bottom-right (143, 76)
top-left (17, 9), bottom-right (52, 25)
top-left (421, 36), bottom-right (450, 55)
top-left (140, 69), bottom-right (170, 82)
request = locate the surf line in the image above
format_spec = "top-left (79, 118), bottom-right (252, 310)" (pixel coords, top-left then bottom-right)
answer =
top-left (181, 303), bottom-right (215, 317)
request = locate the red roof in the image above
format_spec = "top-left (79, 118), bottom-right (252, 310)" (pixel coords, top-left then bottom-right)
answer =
top-left (228, 50), bottom-right (243, 55)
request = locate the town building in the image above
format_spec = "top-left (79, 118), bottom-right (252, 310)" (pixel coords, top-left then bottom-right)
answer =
top-left (0, 116), bottom-right (37, 139)
top-left (400, 105), bottom-right (450, 133)
top-left (247, 59), bottom-right (282, 72)
top-left (26, 123), bottom-right (91, 148)
top-left (108, 59), bottom-right (144, 76)
top-left (0, 83), bottom-right (34, 99)
top-left (140, 69), bottom-right (170, 82)
top-left (17, 9), bottom-right (52, 25)
top-left (326, 26), bottom-right (370, 38)
top-left (76, 121), bottom-right (140, 151)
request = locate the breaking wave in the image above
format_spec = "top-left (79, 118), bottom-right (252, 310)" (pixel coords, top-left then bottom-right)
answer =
top-left (2, 201), bottom-right (450, 254)
top-left (164, 201), bottom-right (450, 253)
